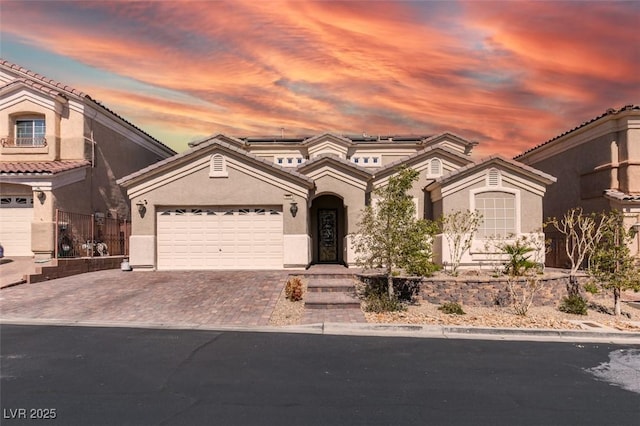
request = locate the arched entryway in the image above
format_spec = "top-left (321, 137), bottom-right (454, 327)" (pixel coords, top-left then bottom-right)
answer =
top-left (310, 194), bottom-right (346, 264)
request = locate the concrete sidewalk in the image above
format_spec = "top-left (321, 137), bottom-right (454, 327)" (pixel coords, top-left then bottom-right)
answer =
top-left (0, 257), bottom-right (40, 288)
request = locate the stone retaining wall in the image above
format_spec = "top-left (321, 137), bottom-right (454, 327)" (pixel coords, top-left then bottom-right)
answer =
top-left (28, 257), bottom-right (125, 284)
top-left (419, 274), bottom-right (585, 307)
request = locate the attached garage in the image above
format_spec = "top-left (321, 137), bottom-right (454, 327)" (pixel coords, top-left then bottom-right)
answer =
top-left (156, 207), bottom-right (284, 270)
top-left (0, 196), bottom-right (34, 256)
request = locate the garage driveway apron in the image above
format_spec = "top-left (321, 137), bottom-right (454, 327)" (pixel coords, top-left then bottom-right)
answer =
top-left (0, 270), bottom-right (289, 327)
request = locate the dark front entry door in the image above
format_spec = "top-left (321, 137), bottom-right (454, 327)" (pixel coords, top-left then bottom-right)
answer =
top-left (318, 209), bottom-right (338, 263)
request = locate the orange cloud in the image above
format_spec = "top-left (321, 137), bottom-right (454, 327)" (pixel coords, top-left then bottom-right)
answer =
top-left (1, 0), bottom-right (637, 157)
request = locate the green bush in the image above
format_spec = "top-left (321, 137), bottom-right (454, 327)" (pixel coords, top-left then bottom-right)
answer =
top-left (558, 294), bottom-right (588, 315)
top-left (285, 276), bottom-right (304, 301)
top-left (584, 281), bottom-right (599, 294)
top-left (364, 293), bottom-right (406, 313)
top-left (438, 302), bottom-right (466, 315)
top-left (357, 275), bottom-right (421, 302)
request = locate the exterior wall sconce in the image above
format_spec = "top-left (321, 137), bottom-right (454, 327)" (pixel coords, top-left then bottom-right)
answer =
top-left (630, 222), bottom-right (640, 237)
top-left (290, 201), bottom-right (298, 217)
top-left (35, 189), bottom-right (45, 203)
top-left (136, 200), bottom-right (147, 217)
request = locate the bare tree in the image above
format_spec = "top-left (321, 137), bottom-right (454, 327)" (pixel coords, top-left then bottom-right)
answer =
top-left (546, 207), bottom-right (613, 296)
top-left (440, 210), bottom-right (482, 276)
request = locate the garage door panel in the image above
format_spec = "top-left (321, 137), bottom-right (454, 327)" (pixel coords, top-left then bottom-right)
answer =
top-left (0, 196), bottom-right (34, 256)
top-left (157, 207), bottom-right (283, 270)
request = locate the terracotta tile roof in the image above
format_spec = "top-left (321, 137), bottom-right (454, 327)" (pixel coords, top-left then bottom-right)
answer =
top-left (0, 58), bottom-right (175, 156)
top-left (604, 189), bottom-right (640, 203)
top-left (0, 59), bottom-right (87, 97)
top-left (0, 160), bottom-right (91, 174)
top-left (515, 105), bottom-right (640, 160)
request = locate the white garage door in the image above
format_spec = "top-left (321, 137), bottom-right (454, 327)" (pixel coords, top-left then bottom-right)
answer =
top-left (0, 196), bottom-right (34, 256)
top-left (157, 207), bottom-right (284, 270)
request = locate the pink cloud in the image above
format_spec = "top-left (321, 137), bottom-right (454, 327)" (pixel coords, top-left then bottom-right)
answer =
top-left (1, 1), bottom-right (637, 157)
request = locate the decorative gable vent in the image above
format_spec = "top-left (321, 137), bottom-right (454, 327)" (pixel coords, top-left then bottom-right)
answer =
top-left (209, 153), bottom-right (228, 177)
top-left (429, 158), bottom-right (442, 176)
top-left (487, 168), bottom-right (500, 186)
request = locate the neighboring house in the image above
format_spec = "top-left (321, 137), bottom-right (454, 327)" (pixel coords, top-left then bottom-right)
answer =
top-left (118, 132), bottom-right (556, 271)
top-left (0, 59), bottom-right (175, 259)
top-left (515, 105), bottom-right (640, 266)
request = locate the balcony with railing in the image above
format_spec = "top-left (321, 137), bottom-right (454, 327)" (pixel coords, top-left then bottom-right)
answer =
top-left (1, 136), bottom-right (48, 147)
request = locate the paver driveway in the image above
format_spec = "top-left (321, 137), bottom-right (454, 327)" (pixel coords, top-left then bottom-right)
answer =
top-left (0, 270), bottom-right (289, 327)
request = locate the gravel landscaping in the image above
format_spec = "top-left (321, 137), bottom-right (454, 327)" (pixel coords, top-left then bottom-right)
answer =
top-left (269, 273), bottom-right (640, 331)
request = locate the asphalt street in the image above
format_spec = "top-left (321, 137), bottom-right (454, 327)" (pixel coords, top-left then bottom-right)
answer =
top-left (1, 324), bottom-right (638, 425)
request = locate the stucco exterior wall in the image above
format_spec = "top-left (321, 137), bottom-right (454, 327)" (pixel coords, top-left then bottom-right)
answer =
top-left (311, 174), bottom-right (366, 234)
top-left (0, 98), bottom-right (60, 161)
top-left (88, 119), bottom-right (167, 218)
top-left (130, 160), bottom-right (308, 236)
top-left (525, 132), bottom-right (617, 220)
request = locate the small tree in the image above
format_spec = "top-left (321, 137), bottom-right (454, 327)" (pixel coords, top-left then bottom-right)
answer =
top-left (546, 207), bottom-right (613, 296)
top-left (502, 235), bottom-right (545, 316)
top-left (353, 166), bottom-right (438, 298)
top-left (589, 211), bottom-right (640, 316)
top-left (440, 210), bottom-right (482, 276)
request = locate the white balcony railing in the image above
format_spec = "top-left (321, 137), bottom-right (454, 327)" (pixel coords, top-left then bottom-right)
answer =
top-left (1, 137), bottom-right (47, 147)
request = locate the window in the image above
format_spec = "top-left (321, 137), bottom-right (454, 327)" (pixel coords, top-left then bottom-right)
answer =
top-left (475, 191), bottom-right (516, 238)
top-left (209, 154), bottom-right (228, 177)
top-left (13, 117), bottom-right (46, 146)
top-left (274, 156), bottom-right (303, 167)
top-left (351, 156), bottom-right (380, 167)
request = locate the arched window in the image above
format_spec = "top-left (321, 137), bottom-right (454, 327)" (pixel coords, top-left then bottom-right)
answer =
top-left (474, 191), bottom-right (516, 238)
top-left (429, 158), bottom-right (442, 176)
top-left (209, 154), bottom-right (228, 177)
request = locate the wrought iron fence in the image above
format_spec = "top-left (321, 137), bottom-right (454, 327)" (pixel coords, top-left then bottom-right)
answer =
top-left (55, 209), bottom-right (130, 258)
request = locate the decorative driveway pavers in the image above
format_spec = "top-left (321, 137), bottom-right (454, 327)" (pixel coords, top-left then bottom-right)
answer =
top-left (0, 270), bottom-right (290, 327)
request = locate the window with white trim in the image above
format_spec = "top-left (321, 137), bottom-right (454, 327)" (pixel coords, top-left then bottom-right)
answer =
top-left (10, 116), bottom-right (46, 147)
top-left (475, 191), bottom-right (516, 238)
top-left (351, 155), bottom-right (381, 167)
top-left (209, 154), bottom-right (228, 177)
top-left (275, 156), bottom-right (304, 167)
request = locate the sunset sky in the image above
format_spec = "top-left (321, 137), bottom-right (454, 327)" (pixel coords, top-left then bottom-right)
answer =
top-left (1, 0), bottom-right (638, 157)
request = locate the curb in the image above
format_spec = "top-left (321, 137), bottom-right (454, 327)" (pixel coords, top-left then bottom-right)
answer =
top-left (2, 318), bottom-right (640, 343)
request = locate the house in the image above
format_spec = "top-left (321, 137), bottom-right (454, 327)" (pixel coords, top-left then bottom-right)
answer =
top-left (515, 105), bottom-right (640, 266)
top-left (0, 59), bottom-right (176, 260)
top-left (118, 132), bottom-right (556, 271)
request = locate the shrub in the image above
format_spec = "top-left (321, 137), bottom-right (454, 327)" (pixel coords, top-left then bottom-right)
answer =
top-left (364, 293), bottom-right (406, 313)
top-left (357, 275), bottom-right (421, 302)
top-left (438, 302), bottom-right (466, 315)
top-left (584, 281), bottom-right (599, 294)
top-left (558, 294), bottom-right (588, 315)
top-left (285, 276), bottom-right (304, 302)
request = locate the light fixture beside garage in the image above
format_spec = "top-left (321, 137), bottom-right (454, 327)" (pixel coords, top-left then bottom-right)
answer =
top-left (35, 189), bottom-right (45, 203)
top-left (136, 200), bottom-right (147, 217)
top-left (290, 201), bottom-right (298, 217)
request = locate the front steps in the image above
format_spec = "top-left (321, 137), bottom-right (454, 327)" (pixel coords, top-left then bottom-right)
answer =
top-left (304, 276), bottom-right (361, 309)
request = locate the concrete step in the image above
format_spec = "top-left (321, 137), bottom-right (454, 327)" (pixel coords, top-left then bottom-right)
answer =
top-left (305, 292), bottom-right (361, 309)
top-left (307, 278), bottom-right (356, 293)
